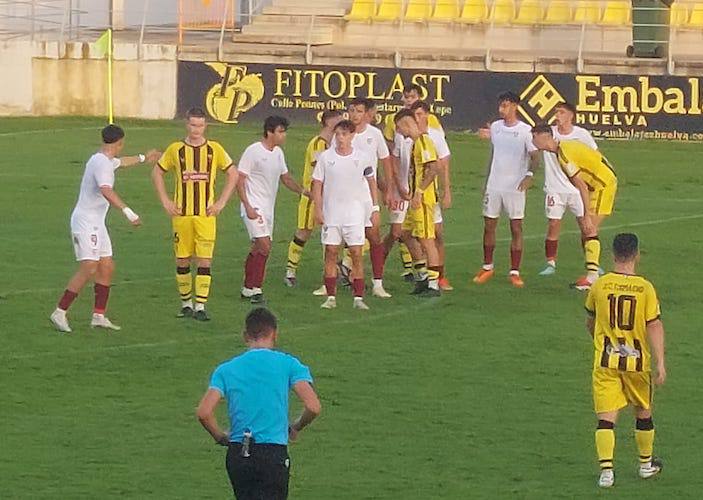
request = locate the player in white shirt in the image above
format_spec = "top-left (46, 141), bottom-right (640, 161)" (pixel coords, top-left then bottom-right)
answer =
top-left (474, 92), bottom-right (539, 288)
top-left (333, 98), bottom-right (394, 298)
top-left (539, 101), bottom-right (599, 276)
top-left (312, 120), bottom-right (379, 310)
top-left (50, 125), bottom-right (160, 333)
top-left (238, 116), bottom-right (307, 304)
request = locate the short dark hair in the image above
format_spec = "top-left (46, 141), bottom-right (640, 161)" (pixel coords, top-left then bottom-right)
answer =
top-left (613, 233), bottom-right (639, 262)
top-left (365, 98), bottom-right (377, 110)
top-left (555, 101), bottom-right (577, 115)
top-left (531, 122), bottom-right (553, 135)
top-left (244, 307), bottom-right (278, 340)
top-left (349, 97), bottom-right (369, 111)
top-left (320, 109), bottom-right (343, 126)
top-left (186, 107), bottom-right (207, 120)
top-left (498, 91), bottom-right (521, 105)
top-left (263, 115), bottom-right (289, 137)
top-left (403, 84), bottom-right (422, 95)
top-left (333, 119), bottom-right (355, 133)
top-left (410, 100), bottom-right (431, 113)
top-left (394, 108), bottom-right (416, 124)
top-left (101, 124), bottom-right (125, 144)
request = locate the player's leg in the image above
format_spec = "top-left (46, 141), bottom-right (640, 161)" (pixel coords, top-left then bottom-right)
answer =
top-left (621, 371), bottom-right (662, 479)
top-left (191, 216), bottom-right (217, 320)
top-left (593, 368), bottom-right (628, 488)
top-left (173, 216), bottom-right (195, 316)
top-left (320, 225), bottom-right (342, 309)
top-left (90, 253), bottom-right (121, 331)
top-left (348, 245), bottom-right (368, 309)
top-left (365, 222), bottom-right (391, 298)
top-left (51, 257), bottom-right (99, 333)
top-left (595, 411), bottom-right (618, 488)
top-left (434, 205), bottom-right (452, 291)
top-left (474, 191), bottom-right (500, 283)
top-left (242, 213), bottom-right (272, 303)
top-left (286, 197), bottom-right (315, 286)
top-left (508, 219), bottom-right (525, 288)
top-left (541, 193), bottom-right (566, 276)
top-left (416, 204), bottom-right (440, 296)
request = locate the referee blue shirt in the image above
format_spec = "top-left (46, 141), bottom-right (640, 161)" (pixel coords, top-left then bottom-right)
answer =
top-left (209, 348), bottom-right (313, 445)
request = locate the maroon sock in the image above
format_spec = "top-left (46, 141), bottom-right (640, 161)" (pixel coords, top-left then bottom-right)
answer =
top-left (94, 283), bottom-right (110, 314)
top-left (483, 245), bottom-right (495, 266)
top-left (58, 289), bottom-right (78, 311)
top-left (352, 278), bottom-right (364, 298)
top-left (244, 253), bottom-right (256, 289)
top-left (370, 243), bottom-right (386, 280)
top-left (253, 253), bottom-right (269, 288)
top-left (510, 249), bottom-right (523, 272)
top-left (545, 239), bottom-right (558, 261)
top-left (324, 276), bottom-right (337, 297)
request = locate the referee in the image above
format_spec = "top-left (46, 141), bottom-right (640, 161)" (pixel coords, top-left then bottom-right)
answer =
top-left (197, 308), bottom-right (321, 499)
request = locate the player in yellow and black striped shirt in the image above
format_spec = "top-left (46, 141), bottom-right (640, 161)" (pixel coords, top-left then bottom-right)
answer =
top-left (152, 107), bottom-right (238, 321)
top-left (584, 233), bottom-right (666, 488)
top-left (284, 110), bottom-right (343, 287)
top-left (532, 123), bottom-right (618, 290)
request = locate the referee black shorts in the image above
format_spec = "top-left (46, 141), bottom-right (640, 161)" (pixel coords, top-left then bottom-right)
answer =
top-left (226, 443), bottom-right (290, 500)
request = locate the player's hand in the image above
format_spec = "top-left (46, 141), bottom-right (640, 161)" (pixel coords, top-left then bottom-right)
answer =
top-left (206, 200), bottom-right (225, 217)
top-left (245, 206), bottom-right (259, 220)
top-left (215, 431), bottom-right (230, 447)
top-left (581, 216), bottom-right (596, 237)
top-left (301, 189), bottom-right (311, 199)
top-left (314, 209), bottom-right (324, 226)
top-left (653, 364), bottom-right (666, 385)
top-left (442, 191), bottom-right (452, 209)
top-left (288, 425), bottom-right (300, 443)
top-left (399, 188), bottom-right (412, 201)
top-left (131, 217), bottom-right (142, 227)
top-left (478, 123), bottom-right (491, 140)
top-left (162, 200), bottom-right (181, 217)
top-left (411, 192), bottom-right (422, 210)
top-left (384, 190), bottom-right (395, 208)
top-left (145, 149), bottom-right (161, 163)
top-left (517, 175), bottom-right (533, 192)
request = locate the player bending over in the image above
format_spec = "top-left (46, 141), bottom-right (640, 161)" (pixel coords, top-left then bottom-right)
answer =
top-left (312, 119), bottom-right (378, 310)
top-left (585, 233), bottom-right (666, 488)
top-left (50, 125), bottom-right (159, 332)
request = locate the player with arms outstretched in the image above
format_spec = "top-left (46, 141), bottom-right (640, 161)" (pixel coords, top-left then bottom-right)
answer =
top-left (50, 124), bottom-right (159, 332)
top-left (585, 233), bottom-right (666, 488)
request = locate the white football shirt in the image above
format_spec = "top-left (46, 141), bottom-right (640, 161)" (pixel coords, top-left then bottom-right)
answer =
top-left (544, 125), bottom-right (598, 194)
top-left (393, 126), bottom-right (448, 194)
top-left (237, 141), bottom-right (288, 217)
top-left (70, 152), bottom-right (121, 229)
top-left (331, 124), bottom-right (389, 174)
top-left (312, 147), bottom-right (374, 226)
top-left (487, 120), bottom-right (537, 192)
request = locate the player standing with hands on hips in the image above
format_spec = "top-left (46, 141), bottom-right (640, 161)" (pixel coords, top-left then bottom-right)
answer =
top-left (50, 124), bottom-right (159, 333)
top-left (197, 308), bottom-right (321, 499)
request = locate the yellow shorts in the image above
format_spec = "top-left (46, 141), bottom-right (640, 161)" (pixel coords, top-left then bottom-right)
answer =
top-left (172, 216), bottom-right (216, 259)
top-left (407, 203), bottom-right (436, 239)
top-left (296, 195), bottom-right (315, 231)
top-left (592, 367), bottom-right (652, 414)
top-left (589, 183), bottom-right (617, 216)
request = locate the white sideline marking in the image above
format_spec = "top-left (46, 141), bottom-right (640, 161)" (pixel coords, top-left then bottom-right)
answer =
top-left (3, 301), bottom-right (434, 361)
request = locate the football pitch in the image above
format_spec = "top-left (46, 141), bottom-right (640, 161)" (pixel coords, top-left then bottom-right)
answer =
top-left (1, 116), bottom-right (702, 499)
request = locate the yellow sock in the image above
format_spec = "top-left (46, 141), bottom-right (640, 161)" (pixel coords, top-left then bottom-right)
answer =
top-left (635, 428), bottom-right (655, 465)
top-left (595, 428), bottom-right (615, 470)
top-left (584, 238), bottom-right (601, 277)
top-left (413, 259), bottom-right (427, 280)
top-left (287, 237), bottom-right (305, 273)
top-left (399, 243), bottom-right (413, 273)
top-left (176, 266), bottom-right (192, 303)
top-left (194, 267), bottom-right (212, 305)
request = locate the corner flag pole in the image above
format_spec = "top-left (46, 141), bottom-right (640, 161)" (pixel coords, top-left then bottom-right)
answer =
top-left (107, 28), bottom-right (114, 124)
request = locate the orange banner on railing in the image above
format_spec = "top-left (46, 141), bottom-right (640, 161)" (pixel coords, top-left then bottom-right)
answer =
top-left (178, 0), bottom-right (235, 29)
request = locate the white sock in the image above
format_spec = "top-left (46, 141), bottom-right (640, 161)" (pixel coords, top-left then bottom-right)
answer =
top-left (253, 287), bottom-right (263, 295)
top-left (353, 296), bottom-right (364, 303)
top-left (482, 263), bottom-right (494, 271)
top-left (286, 269), bottom-right (295, 278)
top-left (182, 299), bottom-right (193, 309)
top-left (509, 270), bottom-right (520, 276)
top-left (547, 259), bottom-right (556, 267)
top-left (194, 302), bottom-right (205, 312)
top-left (372, 279), bottom-right (383, 288)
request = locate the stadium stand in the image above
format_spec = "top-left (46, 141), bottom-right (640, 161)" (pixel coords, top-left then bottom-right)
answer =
top-left (544, 0), bottom-right (573, 24)
top-left (459, 0), bottom-right (490, 23)
top-left (345, 0), bottom-right (377, 22)
top-left (514, 0), bottom-right (545, 24)
top-left (599, 0), bottom-right (632, 25)
top-left (432, 0), bottom-right (462, 22)
top-left (405, 0), bottom-right (434, 22)
top-left (374, 0), bottom-right (404, 21)
top-left (573, 1), bottom-right (602, 23)
top-left (491, 0), bottom-right (516, 24)
top-left (686, 2), bottom-right (703, 27)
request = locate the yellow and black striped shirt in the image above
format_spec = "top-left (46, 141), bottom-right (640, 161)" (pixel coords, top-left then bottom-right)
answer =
top-left (410, 134), bottom-right (439, 205)
top-left (557, 140), bottom-right (617, 190)
top-left (301, 135), bottom-right (328, 190)
top-left (157, 140), bottom-right (233, 216)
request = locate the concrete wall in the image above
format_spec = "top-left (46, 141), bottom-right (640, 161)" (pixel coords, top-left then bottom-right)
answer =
top-left (0, 40), bottom-right (178, 119)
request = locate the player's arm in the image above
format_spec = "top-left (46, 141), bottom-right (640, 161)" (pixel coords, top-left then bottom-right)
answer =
top-left (288, 381), bottom-right (322, 442)
top-left (100, 185), bottom-right (141, 226)
top-left (151, 165), bottom-right (181, 216)
top-left (196, 389), bottom-right (229, 446)
top-left (411, 159), bottom-right (440, 209)
top-left (280, 172), bottom-right (308, 197)
top-left (482, 145), bottom-right (494, 192)
top-left (439, 156), bottom-right (452, 209)
top-left (647, 319), bottom-right (666, 385)
top-left (378, 155), bottom-right (395, 205)
top-left (568, 174), bottom-right (596, 234)
top-left (518, 150), bottom-right (540, 192)
top-left (365, 167), bottom-right (381, 227)
top-left (118, 149), bottom-right (161, 168)
top-left (311, 179), bottom-right (323, 225)
top-left (585, 288), bottom-right (596, 337)
top-left (236, 172), bottom-right (258, 220)
top-left (206, 166), bottom-right (239, 217)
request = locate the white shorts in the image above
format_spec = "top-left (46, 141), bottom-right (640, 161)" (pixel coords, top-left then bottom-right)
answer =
top-left (482, 190), bottom-right (526, 220)
top-left (242, 210), bottom-right (273, 240)
top-left (389, 200), bottom-right (409, 224)
top-left (433, 204), bottom-right (443, 224)
top-left (321, 224), bottom-right (366, 247)
top-left (545, 192), bottom-right (585, 219)
top-left (71, 224), bottom-right (112, 261)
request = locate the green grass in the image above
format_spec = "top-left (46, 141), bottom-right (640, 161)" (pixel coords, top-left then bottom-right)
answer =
top-left (1, 117), bottom-right (702, 499)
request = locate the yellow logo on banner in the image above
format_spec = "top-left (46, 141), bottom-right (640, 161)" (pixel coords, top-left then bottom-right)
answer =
top-left (205, 64), bottom-right (264, 123)
top-left (519, 75), bottom-right (565, 125)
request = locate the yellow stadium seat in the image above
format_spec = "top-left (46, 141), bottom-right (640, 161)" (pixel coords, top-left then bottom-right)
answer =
top-left (600, 0), bottom-right (631, 25)
top-left (345, 0), bottom-right (377, 21)
top-left (514, 0), bottom-right (544, 24)
top-left (669, 2), bottom-right (689, 27)
top-left (432, 0), bottom-right (461, 22)
top-left (405, 0), bottom-right (433, 21)
top-left (491, 0), bottom-right (516, 24)
top-left (459, 0), bottom-right (489, 23)
top-left (374, 0), bottom-right (402, 21)
top-left (544, 0), bottom-right (573, 24)
top-left (686, 3), bottom-right (703, 28)
top-left (573, 0), bottom-right (601, 24)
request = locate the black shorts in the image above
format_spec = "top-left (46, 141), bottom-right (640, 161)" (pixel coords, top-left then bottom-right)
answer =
top-left (226, 443), bottom-right (290, 500)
